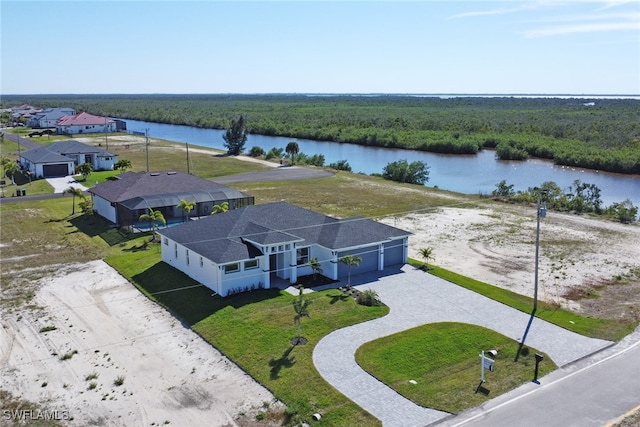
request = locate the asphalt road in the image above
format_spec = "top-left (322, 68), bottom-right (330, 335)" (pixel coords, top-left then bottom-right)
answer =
top-left (437, 326), bottom-right (640, 427)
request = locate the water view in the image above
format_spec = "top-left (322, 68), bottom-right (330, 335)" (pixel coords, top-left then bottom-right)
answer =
top-left (122, 118), bottom-right (640, 207)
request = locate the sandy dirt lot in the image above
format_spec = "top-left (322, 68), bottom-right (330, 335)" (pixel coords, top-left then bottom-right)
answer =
top-left (0, 261), bottom-right (277, 426)
top-left (382, 203), bottom-right (640, 319)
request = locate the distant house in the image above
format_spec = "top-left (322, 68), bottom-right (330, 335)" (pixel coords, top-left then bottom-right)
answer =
top-left (19, 140), bottom-right (117, 178)
top-left (56, 112), bottom-right (115, 135)
top-left (89, 171), bottom-right (254, 227)
top-left (28, 108), bottom-right (76, 129)
top-left (158, 201), bottom-right (411, 297)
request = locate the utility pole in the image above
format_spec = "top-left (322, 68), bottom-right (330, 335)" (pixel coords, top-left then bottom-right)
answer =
top-left (145, 128), bottom-right (150, 172)
top-left (534, 188), bottom-right (546, 312)
top-left (186, 142), bottom-right (190, 174)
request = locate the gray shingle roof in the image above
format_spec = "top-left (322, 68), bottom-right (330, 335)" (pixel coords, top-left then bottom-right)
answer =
top-left (89, 171), bottom-right (248, 204)
top-left (158, 202), bottom-right (411, 264)
top-left (20, 140), bottom-right (115, 164)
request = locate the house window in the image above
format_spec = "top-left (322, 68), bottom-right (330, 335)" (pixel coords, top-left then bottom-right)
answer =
top-left (200, 257), bottom-right (204, 268)
top-left (278, 245), bottom-right (283, 252)
top-left (285, 244), bottom-right (290, 250)
top-left (186, 249), bottom-right (190, 265)
top-left (297, 247), bottom-right (309, 265)
top-left (163, 237), bottom-right (168, 246)
top-left (224, 263), bottom-right (240, 274)
top-left (174, 243), bottom-right (178, 258)
top-left (244, 259), bottom-right (259, 270)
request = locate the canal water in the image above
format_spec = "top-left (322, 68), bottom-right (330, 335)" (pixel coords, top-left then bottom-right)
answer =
top-left (122, 118), bottom-right (639, 207)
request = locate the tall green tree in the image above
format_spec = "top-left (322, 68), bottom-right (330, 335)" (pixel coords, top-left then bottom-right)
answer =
top-left (307, 257), bottom-right (323, 282)
top-left (176, 199), bottom-right (196, 223)
top-left (418, 247), bottom-right (435, 270)
top-left (286, 141), bottom-right (300, 165)
top-left (2, 158), bottom-right (18, 185)
top-left (382, 159), bottom-right (430, 185)
top-left (63, 187), bottom-right (85, 215)
top-left (339, 254), bottom-right (362, 289)
top-left (291, 286), bottom-right (312, 345)
top-left (139, 208), bottom-right (166, 241)
top-left (76, 163), bottom-right (93, 181)
top-left (114, 159), bottom-right (132, 173)
top-left (222, 115), bottom-right (248, 156)
top-left (211, 201), bottom-right (229, 215)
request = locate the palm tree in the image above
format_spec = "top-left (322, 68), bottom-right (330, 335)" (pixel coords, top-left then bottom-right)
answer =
top-left (286, 141), bottom-right (299, 165)
top-left (211, 201), bottom-right (229, 215)
top-left (2, 159), bottom-right (18, 185)
top-left (114, 159), bottom-right (132, 173)
top-left (139, 208), bottom-right (166, 241)
top-left (418, 247), bottom-right (435, 270)
top-left (176, 199), bottom-right (195, 223)
top-left (76, 163), bottom-right (93, 181)
top-left (339, 254), bottom-right (362, 289)
top-left (63, 187), bottom-right (85, 215)
top-left (291, 286), bottom-right (312, 345)
top-left (307, 257), bottom-right (323, 282)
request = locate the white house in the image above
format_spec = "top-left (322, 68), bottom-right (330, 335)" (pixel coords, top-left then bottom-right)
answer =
top-left (28, 108), bottom-right (76, 128)
top-left (89, 171), bottom-right (254, 227)
top-left (157, 202), bottom-right (411, 297)
top-left (56, 112), bottom-right (115, 135)
top-left (19, 140), bottom-right (117, 178)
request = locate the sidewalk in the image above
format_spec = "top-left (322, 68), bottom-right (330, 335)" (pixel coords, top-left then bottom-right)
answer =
top-left (312, 265), bottom-right (612, 427)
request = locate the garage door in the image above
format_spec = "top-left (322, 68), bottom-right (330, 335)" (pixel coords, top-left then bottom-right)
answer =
top-left (338, 246), bottom-right (379, 278)
top-left (43, 164), bottom-right (69, 177)
top-left (384, 239), bottom-right (405, 267)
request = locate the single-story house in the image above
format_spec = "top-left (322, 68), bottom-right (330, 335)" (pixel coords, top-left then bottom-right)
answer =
top-left (157, 201), bottom-right (411, 297)
top-left (89, 170), bottom-right (254, 228)
top-left (19, 140), bottom-right (117, 178)
top-left (28, 107), bottom-right (76, 128)
top-left (56, 112), bottom-right (115, 135)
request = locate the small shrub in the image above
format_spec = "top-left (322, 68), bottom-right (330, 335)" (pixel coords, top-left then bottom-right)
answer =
top-left (328, 159), bottom-right (352, 172)
top-left (85, 372), bottom-right (99, 381)
top-left (248, 146), bottom-right (265, 157)
top-left (356, 289), bottom-right (382, 306)
top-left (39, 325), bottom-right (57, 333)
top-left (88, 382), bottom-right (97, 390)
top-left (60, 350), bottom-right (78, 361)
top-left (114, 375), bottom-right (125, 386)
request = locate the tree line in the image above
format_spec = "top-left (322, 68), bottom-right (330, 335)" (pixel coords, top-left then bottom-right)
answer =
top-left (2, 94), bottom-right (639, 174)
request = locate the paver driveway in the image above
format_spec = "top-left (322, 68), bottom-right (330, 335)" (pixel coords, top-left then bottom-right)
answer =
top-left (312, 265), bottom-right (612, 427)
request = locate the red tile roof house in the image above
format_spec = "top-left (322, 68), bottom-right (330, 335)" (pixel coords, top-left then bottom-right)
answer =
top-left (89, 171), bottom-right (254, 229)
top-left (19, 140), bottom-right (117, 178)
top-left (56, 112), bottom-right (115, 135)
top-left (157, 201), bottom-right (411, 296)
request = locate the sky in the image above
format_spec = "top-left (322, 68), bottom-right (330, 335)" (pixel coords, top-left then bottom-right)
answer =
top-left (1, 0), bottom-right (638, 95)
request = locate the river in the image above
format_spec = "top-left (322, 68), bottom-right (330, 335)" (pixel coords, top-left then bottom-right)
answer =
top-left (122, 118), bottom-right (640, 207)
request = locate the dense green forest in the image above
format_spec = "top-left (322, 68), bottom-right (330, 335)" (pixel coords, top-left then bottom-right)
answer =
top-left (3, 94), bottom-right (639, 174)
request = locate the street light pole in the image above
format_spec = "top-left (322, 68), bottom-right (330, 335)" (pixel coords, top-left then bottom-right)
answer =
top-left (534, 188), bottom-right (546, 312)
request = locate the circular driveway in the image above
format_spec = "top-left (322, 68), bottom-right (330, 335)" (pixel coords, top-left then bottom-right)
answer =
top-left (312, 265), bottom-right (612, 427)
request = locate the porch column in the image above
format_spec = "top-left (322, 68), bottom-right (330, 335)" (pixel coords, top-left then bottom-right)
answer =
top-left (262, 255), bottom-right (270, 289)
top-left (289, 250), bottom-right (297, 284)
top-left (378, 243), bottom-right (384, 271)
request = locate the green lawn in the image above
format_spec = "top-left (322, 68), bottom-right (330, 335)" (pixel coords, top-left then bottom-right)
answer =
top-left (356, 322), bottom-right (555, 413)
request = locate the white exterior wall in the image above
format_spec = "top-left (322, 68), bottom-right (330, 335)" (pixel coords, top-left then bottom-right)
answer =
top-left (219, 256), bottom-right (267, 296)
top-left (310, 245), bottom-right (337, 280)
top-left (92, 196), bottom-right (116, 223)
top-left (95, 155), bottom-right (116, 171)
top-left (58, 124), bottom-right (116, 134)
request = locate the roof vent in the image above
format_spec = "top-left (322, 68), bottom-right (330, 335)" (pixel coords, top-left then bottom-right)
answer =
top-left (167, 171), bottom-right (177, 175)
top-left (150, 172), bottom-right (160, 176)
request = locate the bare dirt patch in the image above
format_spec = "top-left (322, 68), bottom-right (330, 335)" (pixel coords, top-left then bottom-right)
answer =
top-left (382, 203), bottom-right (640, 322)
top-left (0, 260), bottom-right (280, 426)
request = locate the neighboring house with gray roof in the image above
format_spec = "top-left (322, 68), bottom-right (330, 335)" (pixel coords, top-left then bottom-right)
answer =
top-left (89, 170), bottom-right (254, 227)
top-left (158, 201), bottom-right (411, 297)
top-left (19, 140), bottom-right (117, 178)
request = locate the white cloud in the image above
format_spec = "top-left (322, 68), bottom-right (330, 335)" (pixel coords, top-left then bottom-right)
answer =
top-left (524, 21), bottom-right (639, 37)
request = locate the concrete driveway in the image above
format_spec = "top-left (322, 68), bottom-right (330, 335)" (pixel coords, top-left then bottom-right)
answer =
top-left (312, 265), bottom-right (612, 427)
top-left (45, 176), bottom-right (88, 194)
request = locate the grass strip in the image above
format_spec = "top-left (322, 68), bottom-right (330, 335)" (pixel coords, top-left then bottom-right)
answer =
top-left (414, 260), bottom-right (635, 341)
top-left (356, 322), bottom-right (556, 413)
